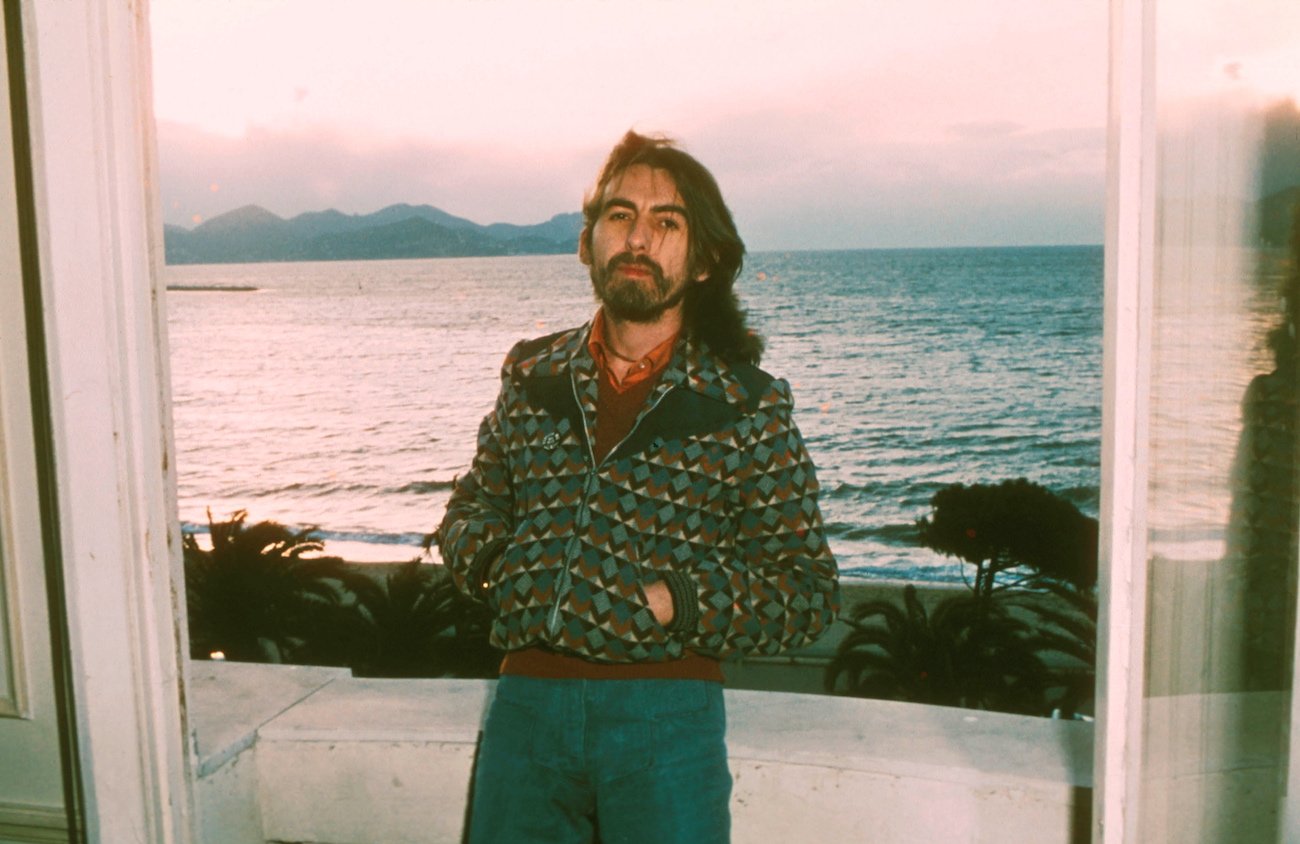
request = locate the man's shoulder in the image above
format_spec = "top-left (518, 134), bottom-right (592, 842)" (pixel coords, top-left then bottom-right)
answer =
top-left (691, 343), bottom-right (781, 415)
top-left (507, 328), bottom-right (575, 360)
top-left (725, 358), bottom-right (778, 412)
top-left (501, 324), bottom-right (586, 378)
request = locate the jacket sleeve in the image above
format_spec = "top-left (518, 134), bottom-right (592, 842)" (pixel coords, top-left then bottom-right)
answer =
top-left (668, 378), bottom-right (840, 657)
top-left (438, 363), bottom-right (516, 601)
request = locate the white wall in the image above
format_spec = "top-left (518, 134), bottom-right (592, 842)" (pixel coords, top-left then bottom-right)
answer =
top-left (191, 664), bottom-right (1096, 844)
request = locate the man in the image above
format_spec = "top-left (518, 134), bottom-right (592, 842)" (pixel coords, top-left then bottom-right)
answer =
top-left (439, 130), bottom-right (839, 843)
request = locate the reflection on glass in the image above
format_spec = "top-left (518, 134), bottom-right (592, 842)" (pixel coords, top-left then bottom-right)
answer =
top-left (1232, 163), bottom-right (1298, 692)
top-left (1138, 1), bottom-right (1300, 836)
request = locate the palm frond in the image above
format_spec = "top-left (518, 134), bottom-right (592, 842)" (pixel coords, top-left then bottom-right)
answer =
top-left (826, 585), bottom-right (1056, 715)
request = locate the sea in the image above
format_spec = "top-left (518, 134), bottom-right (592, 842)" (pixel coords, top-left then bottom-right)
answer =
top-left (164, 246), bottom-right (1104, 582)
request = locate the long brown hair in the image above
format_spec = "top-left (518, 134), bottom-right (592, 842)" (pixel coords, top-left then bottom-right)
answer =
top-left (582, 131), bottom-right (764, 364)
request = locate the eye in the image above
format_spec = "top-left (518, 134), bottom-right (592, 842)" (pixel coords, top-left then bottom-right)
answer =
top-left (607, 210), bottom-right (632, 222)
top-left (659, 217), bottom-right (682, 231)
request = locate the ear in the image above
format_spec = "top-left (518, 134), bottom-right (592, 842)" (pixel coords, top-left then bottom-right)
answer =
top-left (578, 227), bottom-right (592, 266)
top-left (693, 250), bottom-right (718, 282)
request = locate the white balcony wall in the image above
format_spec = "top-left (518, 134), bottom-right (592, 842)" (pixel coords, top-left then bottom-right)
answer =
top-left (190, 663), bottom-right (1094, 844)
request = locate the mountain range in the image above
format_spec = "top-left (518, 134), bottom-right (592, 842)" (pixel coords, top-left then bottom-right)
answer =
top-left (163, 204), bottom-right (583, 265)
top-left (164, 185), bottom-right (1300, 265)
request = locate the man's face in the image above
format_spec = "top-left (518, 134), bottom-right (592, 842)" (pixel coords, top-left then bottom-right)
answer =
top-left (581, 164), bottom-right (703, 324)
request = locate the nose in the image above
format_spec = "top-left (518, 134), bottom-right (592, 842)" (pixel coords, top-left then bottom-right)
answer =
top-left (626, 215), bottom-right (654, 253)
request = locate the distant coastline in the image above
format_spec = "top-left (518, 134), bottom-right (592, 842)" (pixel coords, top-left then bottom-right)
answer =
top-left (164, 202), bottom-right (583, 266)
top-left (162, 184), bottom-right (1295, 267)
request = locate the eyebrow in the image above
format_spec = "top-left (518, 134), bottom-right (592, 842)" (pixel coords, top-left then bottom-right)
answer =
top-left (602, 197), bottom-right (689, 217)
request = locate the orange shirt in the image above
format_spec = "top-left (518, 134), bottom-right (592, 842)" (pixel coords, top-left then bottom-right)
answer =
top-left (586, 308), bottom-right (678, 393)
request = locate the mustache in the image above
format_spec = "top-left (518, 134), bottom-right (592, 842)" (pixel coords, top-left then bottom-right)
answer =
top-left (606, 253), bottom-right (664, 277)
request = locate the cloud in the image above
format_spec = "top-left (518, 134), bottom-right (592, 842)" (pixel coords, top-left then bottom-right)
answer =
top-left (150, 0), bottom-right (1108, 247)
top-left (156, 121), bottom-right (594, 228)
top-left (946, 121), bottom-right (1026, 139)
top-left (678, 105), bottom-right (1104, 248)
top-left (156, 114), bottom-right (1104, 250)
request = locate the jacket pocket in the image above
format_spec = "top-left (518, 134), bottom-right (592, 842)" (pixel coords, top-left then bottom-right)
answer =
top-left (545, 547), bottom-right (679, 662)
top-left (487, 522), bottom-right (563, 647)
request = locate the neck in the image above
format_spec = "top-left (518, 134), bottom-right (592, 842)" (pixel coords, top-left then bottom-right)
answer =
top-left (601, 307), bottom-right (683, 360)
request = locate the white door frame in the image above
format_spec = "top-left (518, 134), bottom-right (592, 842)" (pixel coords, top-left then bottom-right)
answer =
top-left (1093, 0), bottom-right (1156, 839)
top-left (13, 0), bottom-right (194, 840)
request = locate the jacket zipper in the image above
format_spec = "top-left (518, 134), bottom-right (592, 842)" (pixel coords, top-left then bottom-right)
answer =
top-left (546, 371), bottom-right (676, 637)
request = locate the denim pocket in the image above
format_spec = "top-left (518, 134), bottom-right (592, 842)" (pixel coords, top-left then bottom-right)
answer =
top-left (485, 678), bottom-right (579, 778)
top-left (479, 693), bottom-right (540, 768)
top-left (649, 683), bottom-right (727, 769)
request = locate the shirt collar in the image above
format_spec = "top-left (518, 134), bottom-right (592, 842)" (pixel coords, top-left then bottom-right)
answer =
top-left (587, 308), bottom-right (679, 392)
top-left (507, 320), bottom-right (754, 410)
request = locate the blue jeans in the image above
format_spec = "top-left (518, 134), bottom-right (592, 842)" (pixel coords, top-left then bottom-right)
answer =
top-left (467, 675), bottom-right (732, 844)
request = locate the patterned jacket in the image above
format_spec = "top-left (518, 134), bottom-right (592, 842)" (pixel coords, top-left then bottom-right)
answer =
top-left (439, 323), bottom-right (840, 663)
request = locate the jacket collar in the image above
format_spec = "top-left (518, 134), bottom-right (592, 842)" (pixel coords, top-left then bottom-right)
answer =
top-left (510, 320), bottom-right (753, 409)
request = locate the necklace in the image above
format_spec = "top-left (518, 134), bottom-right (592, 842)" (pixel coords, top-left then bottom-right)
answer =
top-left (604, 344), bottom-right (646, 365)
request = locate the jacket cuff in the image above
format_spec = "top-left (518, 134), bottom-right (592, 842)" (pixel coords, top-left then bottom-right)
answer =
top-left (660, 570), bottom-right (699, 635)
top-left (467, 537), bottom-right (507, 601)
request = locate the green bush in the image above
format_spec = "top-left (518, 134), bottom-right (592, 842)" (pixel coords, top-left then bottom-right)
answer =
top-left (917, 478), bottom-right (1098, 596)
top-left (347, 560), bottom-right (500, 679)
top-left (825, 585), bottom-right (1050, 714)
top-left (827, 480), bottom-right (1098, 718)
top-left (183, 511), bottom-right (499, 678)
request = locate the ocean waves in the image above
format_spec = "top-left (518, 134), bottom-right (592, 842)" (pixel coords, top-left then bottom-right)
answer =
top-left (214, 478), bottom-right (459, 498)
top-left (167, 247), bottom-right (1104, 579)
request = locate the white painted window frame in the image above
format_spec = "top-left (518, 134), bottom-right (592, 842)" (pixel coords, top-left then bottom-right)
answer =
top-left (19, 0), bottom-right (1140, 838)
top-left (14, 0), bottom-right (194, 841)
top-left (0, 0), bottom-right (32, 725)
top-left (1097, 0), bottom-right (1300, 839)
top-left (1093, 0), bottom-right (1155, 840)
top-left (18, 0), bottom-right (1257, 840)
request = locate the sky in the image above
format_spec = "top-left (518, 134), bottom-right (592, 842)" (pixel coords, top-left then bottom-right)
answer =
top-left (149, 0), bottom-right (1110, 250)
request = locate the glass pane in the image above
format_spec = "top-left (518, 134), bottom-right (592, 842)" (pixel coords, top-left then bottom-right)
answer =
top-left (1140, 1), bottom-right (1300, 839)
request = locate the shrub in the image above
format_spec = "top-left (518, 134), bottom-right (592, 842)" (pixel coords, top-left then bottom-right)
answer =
top-left (183, 511), bottom-right (501, 678)
top-left (183, 509), bottom-right (370, 665)
top-left (825, 585), bottom-right (1051, 714)
top-left (827, 480), bottom-right (1098, 717)
top-left (348, 560), bottom-right (500, 679)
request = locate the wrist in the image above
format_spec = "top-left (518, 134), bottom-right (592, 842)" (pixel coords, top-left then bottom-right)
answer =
top-left (468, 537), bottom-right (507, 600)
top-left (659, 570), bottom-right (699, 634)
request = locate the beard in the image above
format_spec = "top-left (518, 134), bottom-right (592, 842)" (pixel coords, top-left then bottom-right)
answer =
top-left (590, 252), bottom-right (690, 323)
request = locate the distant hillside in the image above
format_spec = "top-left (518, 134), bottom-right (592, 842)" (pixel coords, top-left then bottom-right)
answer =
top-left (164, 204), bottom-right (583, 265)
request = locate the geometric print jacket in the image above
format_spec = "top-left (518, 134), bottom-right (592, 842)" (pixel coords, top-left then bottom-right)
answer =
top-left (439, 322), bottom-right (840, 664)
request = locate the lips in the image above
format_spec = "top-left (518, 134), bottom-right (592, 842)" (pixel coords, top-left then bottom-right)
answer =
top-left (609, 254), bottom-right (660, 281)
top-left (616, 264), bottom-right (652, 279)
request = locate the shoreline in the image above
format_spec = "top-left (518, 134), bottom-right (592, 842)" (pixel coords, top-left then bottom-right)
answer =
top-left (339, 558), bottom-right (966, 594)
top-left (337, 559), bottom-right (973, 695)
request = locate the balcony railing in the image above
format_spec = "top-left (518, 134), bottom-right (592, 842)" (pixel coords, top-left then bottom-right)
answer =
top-left (190, 661), bottom-right (1096, 843)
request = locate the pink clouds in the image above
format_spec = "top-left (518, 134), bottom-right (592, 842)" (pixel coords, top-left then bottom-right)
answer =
top-left (150, 0), bottom-right (1108, 248)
